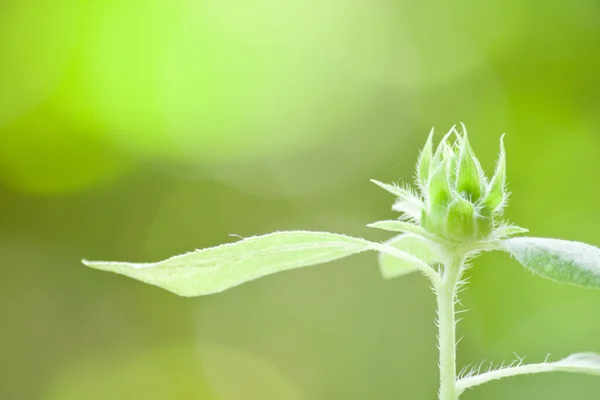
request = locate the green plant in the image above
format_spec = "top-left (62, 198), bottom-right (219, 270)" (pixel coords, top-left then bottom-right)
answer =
top-left (84, 125), bottom-right (600, 399)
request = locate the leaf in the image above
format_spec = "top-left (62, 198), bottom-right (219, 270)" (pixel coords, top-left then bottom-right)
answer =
top-left (430, 126), bottom-right (456, 173)
top-left (378, 234), bottom-right (439, 279)
top-left (427, 153), bottom-right (452, 205)
top-left (367, 220), bottom-right (432, 238)
top-left (554, 353), bottom-right (600, 375)
top-left (457, 352), bottom-right (600, 393)
top-left (503, 237), bottom-right (600, 288)
top-left (482, 134), bottom-right (507, 213)
top-left (417, 128), bottom-right (434, 190)
top-left (83, 231), bottom-right (376, 297)
top-left (455, 131), bottom-right (484, 201)
top-left (490, 223), bottom-right (528, 240)
top-left (370, 180), bottom-right (421, 201)
top-left (391, 197), bottom-right (423, 222)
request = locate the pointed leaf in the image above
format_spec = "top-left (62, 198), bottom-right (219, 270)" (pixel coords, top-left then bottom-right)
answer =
top-left (371, 180), bottom-right (423, 221)
top-left (456, 132), bottom-right (484, 201)
top-left (378, 234), bottom-right (439, 279)
top-left (503, 237), bottom-right (600, 288)
top-left (367, 220), bottom-right (433, 238)
top-left (428, 156), bottom-right (452, 206)
top-left (445, 196), bottom-right (476, 241)
top-left (554, 353), bottom-right (600, 375)
top-left (417, 128), bottom-right (434, 190)
top-left (391, 198), bottom-right (423, 222)
top-left (370, 179), bottom-right (418, 200)
top-left (430, 126), bottom-right (456, 173)
top-left (490, 224), bottom-right (528, 240)
top-left (483, 134), bottom-right (507, 212)
top-left (83, 231), bottom-right (376, 297)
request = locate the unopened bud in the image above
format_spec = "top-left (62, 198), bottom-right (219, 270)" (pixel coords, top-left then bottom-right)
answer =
top-left (376, 124), bottom-right (515, 244)
top-left (418, 126), bottom-right (510, 243)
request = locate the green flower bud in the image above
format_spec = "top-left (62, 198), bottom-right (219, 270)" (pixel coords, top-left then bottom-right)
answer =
top-left (373, 124), bottom-right (516, 244)
top-left (417, 125), bottom-right (510, 243)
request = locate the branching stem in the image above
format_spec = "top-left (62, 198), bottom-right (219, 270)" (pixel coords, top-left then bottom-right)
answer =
top-left (456, 362), bottom-right (556, 393)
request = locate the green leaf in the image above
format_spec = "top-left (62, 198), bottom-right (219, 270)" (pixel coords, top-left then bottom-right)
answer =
top-left (445, 196), bottom-right (476, 241)
top-left (552, 353), bottom-right (600, 376)
top-left (378, 234), bottom-right (439, 279)
top-left (417, 128), bottom-right (434, 190)
top-left (490, 223), bottom-right (528, 240)
top-left (370, 180), bottom-right (423, 221)
top-left (503, 237), bottom-right (600, 288)
top-left (430, 126), bottom-right (456, 173)
top-left (370, 179), bottom-right (417, 200)
top-left (482, 134), bottom-right (507, 213)
top-left (83, 231), bottom-right (376, 297)
top-left (367, 220), bottom-right (433, 238)
top-left (455, 131), bottom-right (484, 201)
top-left (427, 155), bottom-right (452, 206)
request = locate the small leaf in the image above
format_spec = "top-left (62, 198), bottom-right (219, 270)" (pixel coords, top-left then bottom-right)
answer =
top-left (503, 237), bottom-right (600, 288)
top-left (455, 130), bottom-right (484, 201)
top-left (379, 234), bottom-right (439, 279)
top-left (83, 231), bottom-right (376, 297)
top-left (367, 220), bottom-right (432, 238)
top-left (445, 196), bottom-right (476, 241)
top-left (391, 197), bottom-right (423, 222)
top-left (370, 180), bottom-right (423, 221)
top-left (427, 156), bottom-right (452, 206)
top-left (490, 223), bottom-right (528, 240)
top-left (482, 134), bottom-right (507, 213)
top-left (430, 126), bottom-right (456, 173)
top-left (417, 128), bottom-right (434, 190)
top-left (370, 179), bottom-right (417, 200)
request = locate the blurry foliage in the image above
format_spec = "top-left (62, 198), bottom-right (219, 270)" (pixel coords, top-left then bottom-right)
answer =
top-left (1, 0), bottom-right (600, 398)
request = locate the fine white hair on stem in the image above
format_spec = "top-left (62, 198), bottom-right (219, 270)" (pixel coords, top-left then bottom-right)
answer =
top-left (456, 352), bottom-right (600, 394)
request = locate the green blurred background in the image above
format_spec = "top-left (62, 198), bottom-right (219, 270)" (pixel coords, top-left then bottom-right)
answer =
top-left (2, 0), bottom-right (600, 399)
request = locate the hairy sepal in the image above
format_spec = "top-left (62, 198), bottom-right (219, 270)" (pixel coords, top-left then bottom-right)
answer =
top-left (417, 128), bottom-right (434, 191)
top-left (367, 220), bottom-right (435, 239)
top-left (455, 131), bottom-right (485, 201)
top-left (371, 180), bottom-right (423, 221)
top-left (482, 134), bottom-right (507, 213)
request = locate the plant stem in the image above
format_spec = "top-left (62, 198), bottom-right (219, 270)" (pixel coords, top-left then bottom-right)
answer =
top-left (456, 361), bottom-right (563, 392)
top-left (436, 254), bottom-right (463, 400)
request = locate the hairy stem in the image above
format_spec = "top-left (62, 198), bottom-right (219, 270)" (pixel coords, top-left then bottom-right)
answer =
top-left (437, 253), bottom-right (464, 400)
top-left (456, 362), bottom-right (556, 392)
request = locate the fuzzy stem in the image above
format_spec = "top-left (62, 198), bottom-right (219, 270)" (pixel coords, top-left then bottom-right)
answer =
top-left (456, 362), bottom-right (559, 393)
top-left (436, 253), bottom-right (464, 400)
